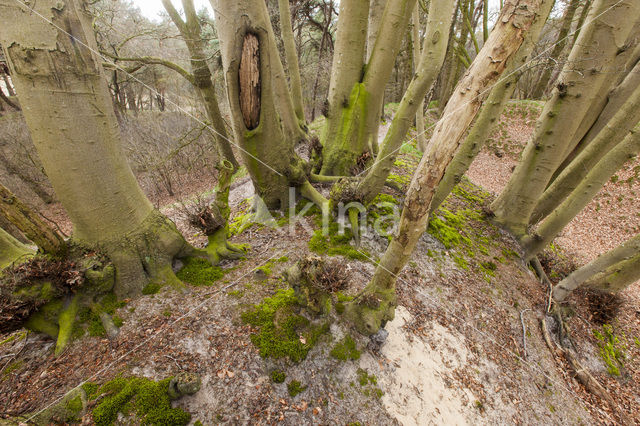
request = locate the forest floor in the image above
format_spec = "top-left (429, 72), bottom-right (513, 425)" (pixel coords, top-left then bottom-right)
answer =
top-left (0, 102), bottom-right (639, 425)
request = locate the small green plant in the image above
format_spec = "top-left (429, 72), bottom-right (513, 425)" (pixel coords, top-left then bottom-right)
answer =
top-left (176, 258), bottom-right (224, 286)
top-left (287, 380), bottom-right (307, 397)
top-left (330, 335), bottom-right (361, 361)
top-left (241, 289), bottom-right (329, 362)
top-left (270, 370), bottom-right (286, 383)
top-left (90, 376), bottom-right (191, 426)
top-left (593, 324), bottom-right (627, 376)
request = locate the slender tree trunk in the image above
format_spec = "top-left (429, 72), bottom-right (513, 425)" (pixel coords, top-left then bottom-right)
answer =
top-left (571, 0), bottom-right (593, 46)
top-left (490, 0), bottom-right (640, 236)
top-left (346, 0), bottom-right (543, 335)
top-left (0, 0), bottom-right (198, 298)
top-left (531, 0), bottom-right (581, 99)
top-left (356, 0), bottom-right (457, 203)
top-left (430, 0), bottom-right (554, 213)
top-left (161, 0), bottom-right (239, 170)
top-left (367, 0), bottom-right (387, 61)
top-left (310, 3), bottom-right (331, 121)
top-left (581, 254), bottom-right (640, 294)
top-left (531, 82), bottom-right (640, 223)
top-left (2, 74), bottom-right (15, 96)
top-left (483, 0), bottom-right (489, 42)
top-left (0, 83), bottom-right (19, 110)
top-left (553, 234), bottom-right (640, 301)
top-left (0, 226), bottom-right (32, 269)
top-left (0, 154), bottom-right (54, 204)
top-left (278, 0), bottom-right (306, 122)
top-left (522, 129), bottom-right (640, 258)
top-left (411, 3), bottom-right (427, 152)
top-left (0, 183), bottom-right (66, 256)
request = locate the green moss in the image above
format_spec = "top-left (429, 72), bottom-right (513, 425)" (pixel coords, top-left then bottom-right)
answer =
top-left (82, 382), bottom-right (100, 400)
top-left (176, 257), bottom-right (224, 286)
top-left (2, 359), bottom-right (23, 379)
top-left (330, 335), bottom-right (361, 361)
top-left (142, 282), bottom-right (161, 295)
top-left (91, 376), bottom-right (191, 426)
top-left (287, 380), bottom-right (307, 397)
top-left (270, 370), bottom-right (286, 383)
top-left (308, 222), bottom-right (370, 262)
top-left (594, 324), bottom-right (627, 376)
top-left (241, 289), bottom-right (329, 362)
top-left (428, 210), bottom-right (472, 249)
top-left (65, 394), bottom-right (83, 414)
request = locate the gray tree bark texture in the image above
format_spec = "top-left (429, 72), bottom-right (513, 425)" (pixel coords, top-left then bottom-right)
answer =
top-left (345, 0), bottom-right (544, 335)
top-left (430, 0), bottom-right (554, 213)
top-left (0, 0), bottom-right (196, 297)
top-left (490, 0), bottom-right (640, 236)
top-left (553, 234), bottom-right (640, 301)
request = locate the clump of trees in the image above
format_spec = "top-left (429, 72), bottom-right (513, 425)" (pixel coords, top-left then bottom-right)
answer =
top-left (0, 0), bottom-right (638, 375)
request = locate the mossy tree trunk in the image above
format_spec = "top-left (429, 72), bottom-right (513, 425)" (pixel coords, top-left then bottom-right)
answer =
top-left (356, 0), bottom-right (457, 203)
top-left (278, 0), bottom-right (306, 123)
top-left (212, 0), bottom-right (319, 211)
top-left (0, 226), bottom-right (32, 269)
top-left (429, 0), bottom-right (555, 213)
top-left (0, 182), bottom-right (66, 256)
top-left (346, 0), bottom-right (543, 335)
top-left (490, 0), bottom-right (640, 236)
top-left (0, 0), bottom-right (198, 298)
top-left (522, 129), bottom-right (640, 259)
top-left (320, 0), bottom-right (417, 176)
top-left (553, 234), bottom-right (640, 302)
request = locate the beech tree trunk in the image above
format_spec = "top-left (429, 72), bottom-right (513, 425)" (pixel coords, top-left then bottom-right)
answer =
top-left (320, 0), bottom-right (417, 176)
top-left (549, 47), bottom-right (640, 185)
top-left (346, 0), bottom-right (543, 335)
top-left (278, 0), bottom-right (306, 123)
top-left (0, 226), bottom-right (32, 269)
top-left (212, 0), bottom-right (313, 209)
top-left (531, 0), bottom-right (580, 99)
top-left (356, 0), bottom-right (457, 203)
top-left (0, 0), bottom-right (197, 297)
top-left (411, 4), bottom-right (427, 152)
top-left (0, 183), bottom-right (66, 256)
top-left (553, 234), bottom-right (640, 301)
top-left (522, 129), bottom-right (640, 258)
top-left (490, 0), bottom-right (640, 236)
top-left (531, 81), bottom-right (640, 223)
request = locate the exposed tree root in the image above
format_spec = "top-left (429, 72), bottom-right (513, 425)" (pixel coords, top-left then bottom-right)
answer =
top-left (530, 256), bottom-right (553, 313)
top-left (541, 316), bottom-right (632, 425)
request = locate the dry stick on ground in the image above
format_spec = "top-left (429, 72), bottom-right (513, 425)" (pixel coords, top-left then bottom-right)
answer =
top-left (345, 0), bottom-right (544, 335)
top-left (540, 317), bottom-right (632, 425)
